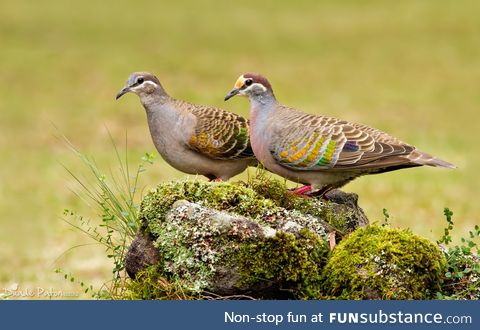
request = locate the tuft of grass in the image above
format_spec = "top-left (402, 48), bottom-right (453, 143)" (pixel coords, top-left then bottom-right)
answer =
top-left (60, 133), bottom-right (155, 298)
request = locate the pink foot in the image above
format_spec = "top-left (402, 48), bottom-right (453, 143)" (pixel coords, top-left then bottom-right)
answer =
top-left (212, 178), bottom-right (223, 182)
top-left (289, 185), bottom-right (312, 195)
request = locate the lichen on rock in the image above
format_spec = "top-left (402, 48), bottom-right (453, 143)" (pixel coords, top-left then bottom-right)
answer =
top-left (123, 178), bottom-right (456, 300)
top-left (126, 178), bottom-right (367, 298)
top-left (321, 226), bottom-right (446, 299)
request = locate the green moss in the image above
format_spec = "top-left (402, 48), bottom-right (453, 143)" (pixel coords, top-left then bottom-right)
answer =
top-left (322, 226), bottom-right (446, 299)
top-left (135, 178), bottom-right (342, 297)
top-left (145, 199), bottom-right (330, 296)
top-left (139, 179), bottom-right (277, 230)
top-left (234, 229), bottom-right (330, 299)
top-left (139, 177), bottom-right (349, 233)
top-left (129, 178), bottom-right (451, 300)
top-left (125, 229), bottom-right (331, 299)
top-left (123, 265), bottom-right (197, 300)
top-left (248, 177), bottom-right (354, 234)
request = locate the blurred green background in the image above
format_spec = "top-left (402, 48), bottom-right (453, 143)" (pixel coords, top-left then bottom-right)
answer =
top-left (0, 0), bottom-right (478, 298)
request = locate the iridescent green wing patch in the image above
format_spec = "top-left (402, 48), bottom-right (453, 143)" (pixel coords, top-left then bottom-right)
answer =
top-left (272, 128), bottom-right (343, 170)
top-left (186, 103), bottom-right (254, 160)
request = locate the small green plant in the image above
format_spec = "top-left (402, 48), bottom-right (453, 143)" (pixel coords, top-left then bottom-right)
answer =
top-left (54, 268), bottom-right (94, 295)
top-left (382, 208), bottom-right (390, 227)
top-left (437, 208), bottom-right (480, 300)
top-left (437, 208), bottom-right (454, 245)
top-left (59, 133), bottom-right (155, 298)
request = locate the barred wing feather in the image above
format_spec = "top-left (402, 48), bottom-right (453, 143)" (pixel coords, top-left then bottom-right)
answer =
top-left (270, 110), bottom-right (418, 171)
top-left (181, 101), bottom-right (255, 160)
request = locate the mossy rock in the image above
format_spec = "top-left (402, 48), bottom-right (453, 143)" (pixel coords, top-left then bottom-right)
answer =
top-left (321, 226), bottom-right (446, 299)
top-left (126, 178), bottom-right (368, 299)
top-left (138, 178), bottom-right (367, 235)
top-left (235, 229), bottom-right (329, 298)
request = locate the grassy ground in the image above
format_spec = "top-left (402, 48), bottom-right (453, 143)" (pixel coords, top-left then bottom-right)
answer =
top-left (0, 0), bottom-right (478, 299)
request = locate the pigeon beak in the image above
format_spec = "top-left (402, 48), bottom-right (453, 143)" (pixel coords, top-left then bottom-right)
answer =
top-left (224, 88), bottom-right (240, 101)
top-left (115, 86), bottom-right (131, 100)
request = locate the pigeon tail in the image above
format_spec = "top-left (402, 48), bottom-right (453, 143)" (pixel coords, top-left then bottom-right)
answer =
top-left (412, 150), bottom-right (456, 169)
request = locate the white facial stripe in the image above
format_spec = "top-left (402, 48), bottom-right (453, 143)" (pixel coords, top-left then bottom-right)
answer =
top-left (142, 81), bottom-right (158, 88)
top-left (247, 82), bottom-right (267, 93)
top-left (131, 80), bottom-right (158, 91)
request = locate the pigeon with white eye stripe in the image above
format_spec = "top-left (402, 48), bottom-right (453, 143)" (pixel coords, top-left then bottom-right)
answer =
top-left (225, 73), bottom-right (455, 196)
top-left (116, 72), bottom-right (256, 181)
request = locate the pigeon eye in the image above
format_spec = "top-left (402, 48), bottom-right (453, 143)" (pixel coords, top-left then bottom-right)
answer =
top-left (245, 79), bottom-right (253, 86)
top-left (137, 77), bottom-right (144, 84)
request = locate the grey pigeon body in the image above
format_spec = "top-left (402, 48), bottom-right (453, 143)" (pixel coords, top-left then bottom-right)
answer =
top-left (225, 73), bottom-right (455, 195)
top-left (117, 72), bottom-right (256, 180)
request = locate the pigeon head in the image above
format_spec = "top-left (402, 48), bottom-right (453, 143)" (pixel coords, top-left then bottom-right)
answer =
top-left (224, 73), bottom-right (274, 101)
top-left (116, 72), bottom-right (163, 99)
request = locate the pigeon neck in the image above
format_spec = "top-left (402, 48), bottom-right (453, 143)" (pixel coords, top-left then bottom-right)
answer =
top-left (249, 91), bottom-right (277, 109)
top-left (143, 95), bottom-right (180, 155)
top-left (140, 90), bottom-right (170, 112)
top-left (249, 93), bottom-right (276, 129)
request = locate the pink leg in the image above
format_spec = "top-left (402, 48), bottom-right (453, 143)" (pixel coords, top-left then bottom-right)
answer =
top-left (211, 178), bottom-right (223, 182)
top-left (289, 185), bottom-right (312, 195)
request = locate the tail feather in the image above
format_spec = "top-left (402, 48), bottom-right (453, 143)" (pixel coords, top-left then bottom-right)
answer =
top-left (424, 157), bottom-right (456, 169)
top-left (410, 150), bottom-right (456, 169)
